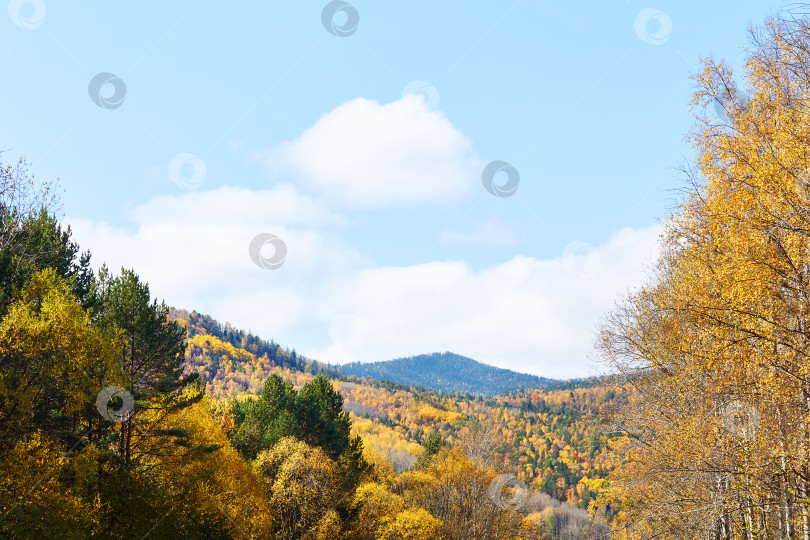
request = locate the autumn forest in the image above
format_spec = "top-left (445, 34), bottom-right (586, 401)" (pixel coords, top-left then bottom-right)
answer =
top-left (5, 10), bottom-right (810, 540)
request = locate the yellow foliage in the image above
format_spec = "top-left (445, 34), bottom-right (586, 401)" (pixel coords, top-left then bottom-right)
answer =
top-left (0, 432), bottom-right (103, 538)
top-left (379, 508), bottom-right (444, 540)
top-left (597, 14), bottom-right (810, 537)
top-left (168, 399), bottom-right (275, 537)
top-left (187, 333), bottom-right (255, 364)
top-left (0, 269), bottom-right (120, 439)
top-left (257, 437), bottom-right (342, 537)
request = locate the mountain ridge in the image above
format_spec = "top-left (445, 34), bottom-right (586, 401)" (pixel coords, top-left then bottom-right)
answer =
top-left (340, 351), bottom-right (555, 395)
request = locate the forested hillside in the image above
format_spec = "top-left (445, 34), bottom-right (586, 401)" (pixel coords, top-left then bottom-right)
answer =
top-left (170, 308), bottom-right (333, 398)
top-left (0, 161), bottom-right (615, 538)
top-left (341, 352), bottom-right (554, 395)
top-left (174, 308), bottom-right (623, 516)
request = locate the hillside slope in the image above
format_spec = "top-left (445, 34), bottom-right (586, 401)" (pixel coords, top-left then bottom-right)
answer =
top-left (341, 352), bottom-right (553, 395)
top-left (169, 309), bottom-right (625, 517)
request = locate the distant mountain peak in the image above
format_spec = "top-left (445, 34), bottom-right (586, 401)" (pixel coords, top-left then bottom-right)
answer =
top-left (340, 352), bottom-right (554, 395)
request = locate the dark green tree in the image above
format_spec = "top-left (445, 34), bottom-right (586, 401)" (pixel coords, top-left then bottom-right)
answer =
top-left (229, 373), bottom-right (370, 490)
top-left (0, 208), bottom-right (93, 313)
top-left (415, 431), bottom-right (445, 469)
top-left (93, 266), bottom-right (202, 468)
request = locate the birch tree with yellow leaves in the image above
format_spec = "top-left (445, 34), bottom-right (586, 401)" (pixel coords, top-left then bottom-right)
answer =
top-left (599, 11), bottom-right (810, 539)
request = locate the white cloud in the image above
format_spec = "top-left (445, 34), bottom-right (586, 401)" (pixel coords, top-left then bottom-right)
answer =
top-left (69, 184), bottom-right (662, 380)
top-left (253, 95), bottom-right (482, 208)
top-left (69, 184), bottom-right (360, 335)
top-left (310, 225), bottom-right (662, 379)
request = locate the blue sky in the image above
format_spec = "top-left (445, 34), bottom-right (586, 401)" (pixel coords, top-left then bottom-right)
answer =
top-left (0, 1), bottom-right (783, 378)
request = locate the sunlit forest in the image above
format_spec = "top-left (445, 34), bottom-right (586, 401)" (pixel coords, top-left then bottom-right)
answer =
top-left (0, 206), bottom-right (616, 538)
top-left (7, 7), bottom-right (810, 540)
